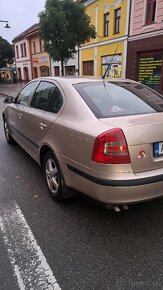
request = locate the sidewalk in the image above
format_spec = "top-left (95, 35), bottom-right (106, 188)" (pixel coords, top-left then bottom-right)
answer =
top-left (0, 82), bottom-right (26, 98)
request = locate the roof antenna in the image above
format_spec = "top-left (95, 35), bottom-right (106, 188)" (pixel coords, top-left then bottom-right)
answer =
top-left (102, 44), bottom-right (119, 79)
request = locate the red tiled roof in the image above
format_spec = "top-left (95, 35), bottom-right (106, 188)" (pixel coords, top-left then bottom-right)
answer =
top-left (12, 23), bottom-right (40, 42)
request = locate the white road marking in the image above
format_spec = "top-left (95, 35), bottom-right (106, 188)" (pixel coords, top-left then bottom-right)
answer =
top-left (0, 202), bottom-right (61, 290)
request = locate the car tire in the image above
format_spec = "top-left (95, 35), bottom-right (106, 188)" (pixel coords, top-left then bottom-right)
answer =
top-left (43, 151), bottom-right (68, 202)
top-left (3, 119), bottom-right (16, 144)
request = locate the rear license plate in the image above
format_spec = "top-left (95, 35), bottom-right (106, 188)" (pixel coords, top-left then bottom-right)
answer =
top-left (153, 142), bottom-right (163, 157)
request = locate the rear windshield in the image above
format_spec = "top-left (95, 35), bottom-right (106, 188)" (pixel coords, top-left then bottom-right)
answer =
top-left (73, 81), bottom-right (163, 118)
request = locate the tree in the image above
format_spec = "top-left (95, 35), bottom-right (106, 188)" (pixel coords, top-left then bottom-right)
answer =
top-left (0, 37), bottom-right (14, 68)
top-left (39, 0), bottom-right (96, 76)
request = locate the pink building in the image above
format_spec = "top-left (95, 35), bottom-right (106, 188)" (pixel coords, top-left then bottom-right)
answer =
top-left (126, 0), bottom-right (163, 94)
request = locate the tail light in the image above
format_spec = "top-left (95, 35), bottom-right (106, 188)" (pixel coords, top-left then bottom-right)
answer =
top-left (92, 128), bottom-right (130, 164)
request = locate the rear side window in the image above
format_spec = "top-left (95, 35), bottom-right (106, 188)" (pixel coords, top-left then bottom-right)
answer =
top-left (30, 81), bottom-right (63, 113)
top-left (46, 86), bottom-right (63, 113)
top-left (73, 81), bottom-right (163, 118)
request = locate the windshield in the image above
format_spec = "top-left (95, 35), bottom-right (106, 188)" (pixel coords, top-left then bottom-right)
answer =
top-left (73, 81), bottom-right (163, 118)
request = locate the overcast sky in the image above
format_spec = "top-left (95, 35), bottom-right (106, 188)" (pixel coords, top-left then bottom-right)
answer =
top-left (0, 0), bottom-right (46, 43)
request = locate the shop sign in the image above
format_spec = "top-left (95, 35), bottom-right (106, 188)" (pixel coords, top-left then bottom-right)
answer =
top-left (39, 57), bottom-right (49, 64)
top-left (102, 54), bottom-right (121, 64)
top-left (138, 51), bottom-right (163, 91)
top-left (33, 58), bottom-right (38, 64)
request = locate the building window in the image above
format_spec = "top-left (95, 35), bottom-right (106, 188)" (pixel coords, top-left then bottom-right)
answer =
top-left (39, 39), bottom-right (42, 52)
top-left (20, 43), bottom-right (27, 57)
top-left (54, 66), bottom-right (60, 76)
top-left (102, 54), bottom-right (122, 78)
top-left (33, 41), bottom-right (36, 54)
top-left (145, 0), bottom-right (157, 25)
top-left (138, 51), bottom-right (162, 92)
top-left (114, 8), bottom-right (121, 34)
top-left (23, 43), bottom-right (27, 56)
top-left (65, 66), bottom-right (75, 76)
top-left (40, 66), bottom-right (49, 77)
top-left (17, 68), bottom-right (22, 80)
top-left (104, 13), bottom-right (109, 37)
top-left (39, 39), bottom-right (44, 52)
top-left (20, 44), bottom-right (23, 57)
top-left (33, 67), bottom-right (38, 78)
top-left (16, 45), bottom-right (19, 58)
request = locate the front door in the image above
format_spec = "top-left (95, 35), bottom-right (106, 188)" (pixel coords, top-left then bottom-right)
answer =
top-left (8, 81), bottom-right (39, 144)
top-left (21, 81), bottom-right (64, 159)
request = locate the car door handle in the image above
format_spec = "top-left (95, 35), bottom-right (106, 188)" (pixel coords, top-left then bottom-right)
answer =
top-left (40, 122), bottom-right (47, 129)
top-left (18, 113), bottom-right (23, 119)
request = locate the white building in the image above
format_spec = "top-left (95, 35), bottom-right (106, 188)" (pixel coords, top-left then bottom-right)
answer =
top-left (13, 23), bottom-right (80, 80)
top-left (51, 49), bottom-right (79, 76)
top-left (13, 25), bottom-right (38, 81)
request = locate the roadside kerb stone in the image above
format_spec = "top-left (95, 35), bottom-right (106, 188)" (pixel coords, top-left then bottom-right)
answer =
top-left (0, 83), bottom-right (26, 98)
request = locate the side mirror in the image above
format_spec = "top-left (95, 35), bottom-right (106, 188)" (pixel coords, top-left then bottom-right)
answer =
top-left (3, 95), bottom-right (15, 104)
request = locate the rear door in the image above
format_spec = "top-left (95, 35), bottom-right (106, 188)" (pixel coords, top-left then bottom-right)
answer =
top-left (21, 81), bottom-right (64, 159)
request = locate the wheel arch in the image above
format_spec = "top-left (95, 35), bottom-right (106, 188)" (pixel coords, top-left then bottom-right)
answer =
top-left (40, 144), bottom-right (72, 191)
top-left (40, 145), bottom-right (72, 200)
top-left (40, 145), bottom-right (54, 167)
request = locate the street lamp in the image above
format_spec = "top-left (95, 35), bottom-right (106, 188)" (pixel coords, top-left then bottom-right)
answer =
top-left (0, 20), bottom-right (11, 28)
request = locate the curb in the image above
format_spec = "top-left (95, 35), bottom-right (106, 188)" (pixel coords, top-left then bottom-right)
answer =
top-left (0, 93), bottom-right (7, 98)
top-left (0, 92), bottom-right (14, 98)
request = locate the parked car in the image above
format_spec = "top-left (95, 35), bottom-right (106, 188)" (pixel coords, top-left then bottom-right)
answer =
top-left (2, 77), bottom-right (163, 209)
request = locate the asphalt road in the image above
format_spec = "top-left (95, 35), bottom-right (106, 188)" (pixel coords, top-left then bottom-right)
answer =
top-left (0, 96), bottom-right (163, 290)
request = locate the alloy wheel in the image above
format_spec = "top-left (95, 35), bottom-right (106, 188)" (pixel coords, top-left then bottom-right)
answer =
top-left (4, 121), bottom-right (10, 141)
top-left (45, 158), bottom-right (59, 194)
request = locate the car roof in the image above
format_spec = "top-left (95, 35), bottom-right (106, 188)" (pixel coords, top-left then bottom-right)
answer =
top-left (32, 76), bottom-right (137, 86)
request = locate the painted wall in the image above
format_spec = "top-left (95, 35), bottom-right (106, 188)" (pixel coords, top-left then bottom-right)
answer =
top-left (51, 51), bottom-right (79, 76)
top-left (28, 34), bottom-right (51, 78)
top-left (97, 41), bottom-right (124, 76)
top-left (14, 39), bottom-right (32, 81)
top-left (130, 0), bottom-right (163, 36)
top-left (83, 0), bottom-right (97, 46)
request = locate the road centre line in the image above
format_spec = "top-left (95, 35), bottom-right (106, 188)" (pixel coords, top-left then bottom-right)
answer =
top-left (0, 202), bottom-right (61, 290)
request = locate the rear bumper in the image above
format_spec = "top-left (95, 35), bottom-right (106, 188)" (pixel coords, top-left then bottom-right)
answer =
top-left (67, 165), bottom-right (163, 204)
top-left (67, 165), bottom-right (163, 187)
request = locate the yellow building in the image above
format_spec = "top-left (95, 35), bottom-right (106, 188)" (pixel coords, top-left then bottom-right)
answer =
top-left (80, 0), bottom-right (131, 78)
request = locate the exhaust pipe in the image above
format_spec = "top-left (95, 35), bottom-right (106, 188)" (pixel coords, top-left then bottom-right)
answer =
top-left (106, 204), bottom-right (129, 212)
top-left (113, 206), bottom-right (121, 212)
top-left (122, 205), bottom-right (129, 210)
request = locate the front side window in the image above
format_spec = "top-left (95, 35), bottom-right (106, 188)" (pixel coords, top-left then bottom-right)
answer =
top-left (30, 81), bottom-right (63, 113)
top-left (114, 8), bottom-right (121, 34)
top-left (146, 0), bottom-right (157, 25)
top-left (16, 81), bottom-right (39, 106)
top-left (73, 81), bottom-right (163, 118)
top-left (104, 13), bottom-right (109, 37)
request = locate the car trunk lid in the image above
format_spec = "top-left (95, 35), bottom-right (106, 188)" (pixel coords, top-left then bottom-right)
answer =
top-left (99, 113), bottom-right (163, 173)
